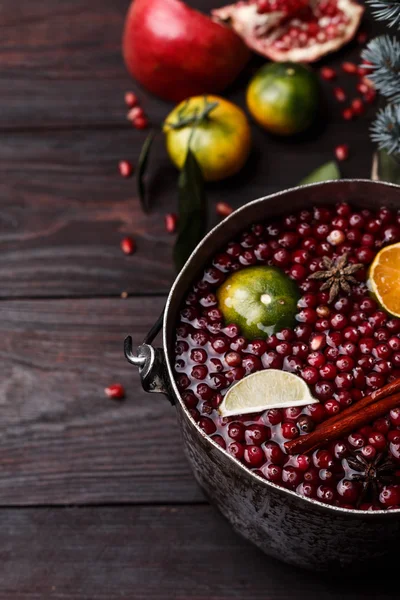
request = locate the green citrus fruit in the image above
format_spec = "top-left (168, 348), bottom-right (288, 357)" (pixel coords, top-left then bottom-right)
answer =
top-left (216, 265), bottom-right (300, 339)
top-left (246, 62), bottom-right (319, 136)
top-left (163, 95), bottom-right (251, 182)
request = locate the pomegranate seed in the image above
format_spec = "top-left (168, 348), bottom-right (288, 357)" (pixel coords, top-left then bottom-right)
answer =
top-left (216, 202), bottom-right (233, 217)
top-left (335, 144), bottom-right (349, 161)
top-left (134, 116), bottom-right (149, 130)
top-left (342, 107), bottom-right (354, 121)
top-left (105, 383), bottom-right (125, 400)
top-left (333, 87), bottom-right (346, 102)
top-left (357, 31), bottom-right (368, 44)
top-left (364, 88), bottom-right (376, 104)
top-left (119, 160), bottom-right (134, 178)
top-left (165, 213), bottom-right (178, 234)
top-left (125, 92), bottom-right (138, 108)
top-left (357, 81), bottom-right (369, 95)
top-left (342, 62), bottom-right (358, 75)
top-left (121, 237), bottom-right (136, 255)
top-left (127, 107), bottom-right (144, 122)
top-left (351, 98), bottom-right (364, 115)
top-left (320, 67), bottom-right (336, 81)
top-left (360, 60), bottom-right (374, 75)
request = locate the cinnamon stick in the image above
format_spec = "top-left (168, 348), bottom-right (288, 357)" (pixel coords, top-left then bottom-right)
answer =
top-left (284, 391), bottom-right (400, 455)
top-left (315, 377), bottom-right (400, 431)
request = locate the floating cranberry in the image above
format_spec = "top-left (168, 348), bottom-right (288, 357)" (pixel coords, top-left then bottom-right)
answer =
top-left (244, 445), bottom-right (264, 467)
top-left (337, 479), bottom-right (360, 504)
top-left (198, 417), bottom-right (216, 435)
top-left (390, 407), bottom-right (400, 427)
top-left (297, 415), bottom-right (315, 434)
top-left (245, 424), bottom-right (270, 445)
top-left (242, 355), bottom-right (262, 374)
top-left (266, 408), bottom-right (283, 426)
top-left (380, 486), bottom-right (400, 508)
top-left (320, 66), bottom-right (336, 80)
top-left (301, 366), bottom-right (319, 385)
top-left (282, 466), bottom-right (303, 490)
top-left (216, 202), bottom-right (233, 217)
top-left (314, 380), bottom-right (335, 400)
top-left (228, 441), bottom-right (244, 460)
top-left (263, 464), bottom-right (282, 482)
top-left (281, 421), bottom-right (299, 440)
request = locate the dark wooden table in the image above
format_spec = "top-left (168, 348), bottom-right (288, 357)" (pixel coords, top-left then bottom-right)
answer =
top-left (1, 1), bottom-right (397, 597)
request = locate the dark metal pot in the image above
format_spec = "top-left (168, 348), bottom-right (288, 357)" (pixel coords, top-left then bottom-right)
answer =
top-left (125, 180), bottom-right (400, 571)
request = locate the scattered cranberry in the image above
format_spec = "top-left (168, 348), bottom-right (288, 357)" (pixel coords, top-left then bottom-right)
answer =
top-left (333, 87), bottom-right (346, 102)
top-left (342, 107), bottom-right (353, 121)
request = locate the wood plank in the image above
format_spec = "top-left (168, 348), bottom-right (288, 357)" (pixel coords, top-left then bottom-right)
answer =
top-left (0, 120), bottom-right (376, 298)
top-left (0, 0), bottom-right (382, 129)
top-left (0, 296), bottom-right (205, 505)
top-left (0, 505), bottom-right (398, 599)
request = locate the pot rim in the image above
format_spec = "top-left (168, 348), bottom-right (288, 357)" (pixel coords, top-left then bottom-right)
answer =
top-left (164, 179), bottom-right (400, 517)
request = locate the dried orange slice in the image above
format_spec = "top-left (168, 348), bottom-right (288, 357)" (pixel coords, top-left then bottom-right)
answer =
top-left (369, 242), bottom-right (400, 318)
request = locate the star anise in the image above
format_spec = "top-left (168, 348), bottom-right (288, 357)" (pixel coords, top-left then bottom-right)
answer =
top-left (346, 451), bottom-right (399, 506)
top-left (308, 254), bottom-right (363, 303)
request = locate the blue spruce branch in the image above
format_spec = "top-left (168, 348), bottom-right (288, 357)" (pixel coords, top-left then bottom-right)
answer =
top-left (371, 103), bottom-right (400, 155)
top-left (362, 36), bottom-right (400, 102)
top-left (366, 0), bottom-right (400, 28)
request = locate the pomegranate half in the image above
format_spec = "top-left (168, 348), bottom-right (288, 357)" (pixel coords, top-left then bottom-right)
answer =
top-left (123, 0), bottom-right (250, 102)
top-left (212, 0), bottom-right (364, 63)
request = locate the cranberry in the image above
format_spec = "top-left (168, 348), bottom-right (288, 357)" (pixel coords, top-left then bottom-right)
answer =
top-left (225, 351), bottom-right (242, 367)
top-left (359, 338), bottom-right (375, 354)
top-left (273, 248), bottom-right (291, 267)
top-left (390, 408), bottom-right (400, 426)
top-left (368, 431), bottom-right (387, 451)
top-left (370, 311), bottom-right (387, 328)
top-left (254, 242), bottom-right (270, 261)
top-left (355, 246), bottom-right (375, 264)
top-left (264, 441), bottom-right (286, 465)
top-left (336, 356), bottom-right (355, 372)
top-left (325, 399), bottom-right (340, 416)
top-left (292, 342), bottom-right (309, 358)
top-left (380, 486), bottom-right (400, 508)
top-left (266, 408), bottom-right (282, 426)
top-left (388, 337), bottom-right (400, 351)
top-left (244, 445), bottom-right (264, 467)
top-left (366, 372), bottom-right (386, 389)
top-left (228, 441), bottom-right (244, 460)
top-left (282, 466), bottom-right (303, 490)
top-left (296, 454), bottom-right (312, 471)
top-left (230, 336), bottom-right (247, 352)
top-left (263, 464), bottom-right (283, 483)
top-left (262, 352), bottom-right (283, 369)
top-left (374, 343), bottom-right (391, 359)
top-left (337, 479), bottom-right (360, 504)
top-left (225, 367), bottom-right (245, 383)
top-left (348, 433), bottom-right (365, 448)
top-left (317, 486), bottom-right (336, 504)
top-left (190, 348), bottom-right (207, 364)
top-left (314, 380), bottom-right (335, 400)
top-left (301, 366), bottom-right (319, 385)
top-left (212, 435), bottom-right (226, 449)
top-left (334, 441), bottom-right (348, 459)
top-left (199, 417), bottom-right (216, 435)
top-left (330, 313), bottom-right (348, 329)
top-left (242, 355), bottom-right (262, 374)
top-left (281, 422), bottom-right (299, 440)
top-left (292, 249), bottom-right (309, 264)
top-left (248, 339), bottom-right (268, 356)
top-left (177, 374), bottom-right (191, 390)
top-left (276, 342), bottom-right (292, 356)
top-left (294, 324), bottom-right (312, 341)
top-left (245, 424), bottom-right (270, 445)
top-left (191, 365), bottom-right (208, 380)
top-left (228, 422), bottom-right (245, 441)
top-left (296, 309), bottom-right (317, 324)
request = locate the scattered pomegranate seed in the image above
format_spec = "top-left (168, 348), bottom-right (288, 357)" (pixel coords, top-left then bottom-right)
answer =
top-left (360, 60), bottom-right (374, 75)
top-left (105, 383), bottom-right (125, 400)
top-left (118, 160), bottom-right (134, 178)
top-left (216, 202), bottom-right (233, 217)
top-left (121, 237), bottom-right (136, 255)
top-left (121, 291), bottom-right (129, 299)
top-left (351, 98), bottom-right (364, 116)
top-left (320, 67), bottom-right (336, 81)
top-left (357, 81), bottom-right (370, 95)
top-left (342, 107), bottom-right (354, 121)
top-left (357, 31), bottom-right (368, 44)
top-left (364, 88), bottom-right (377, 104)
top-left (335, 144), bottom-right (349, 161)
top-left (134, 116), bottom-right (149, 130)
top-left (165, 213), bottom-right (178, 234)
top-left (333, 87), bottom-right (346, 102)
top-left (127, 106), bottom-right (144, 122)
top-left (342, 62), bottom-right (358, 74)
top-left (125, 91), bottom-right (138, 108)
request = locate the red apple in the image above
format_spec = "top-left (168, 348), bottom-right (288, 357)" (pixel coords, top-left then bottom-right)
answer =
top-left (122, 0), bottom-right (250, 102)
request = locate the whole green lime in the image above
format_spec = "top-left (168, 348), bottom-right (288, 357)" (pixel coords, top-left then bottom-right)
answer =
top-left (246, 62), bottom-right (319, 136)
top-left (217, 265), bottom-right (299, 340)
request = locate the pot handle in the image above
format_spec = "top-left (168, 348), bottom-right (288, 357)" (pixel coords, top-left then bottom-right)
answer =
top-left (124, 310), bottom-right (174, 404)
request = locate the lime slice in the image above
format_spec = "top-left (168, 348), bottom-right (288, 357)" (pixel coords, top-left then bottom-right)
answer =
top-left (219, 369), bottom-right (318, 417)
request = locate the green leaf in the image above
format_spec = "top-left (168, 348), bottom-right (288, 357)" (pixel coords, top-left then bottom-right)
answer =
top-left (137, 131), bottom-right (155, 213)
top-left (299, 161), bottom-right (341, 185)
top-left (375, 149), bottom-right (400, 184)
top-left (173, 150), bottom-right (207, 272)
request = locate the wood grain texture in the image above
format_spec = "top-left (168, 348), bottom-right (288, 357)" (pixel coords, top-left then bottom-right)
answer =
top-left (0, 122), bottom-right (376, 298)
top-left (1, 505), bottom-right (399, 600)
top-left (0, 0), bottom-right (381, 129)
top-left (0, 296), bottom-right (204, 505)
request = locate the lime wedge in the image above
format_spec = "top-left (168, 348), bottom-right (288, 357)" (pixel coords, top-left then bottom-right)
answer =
top-left (219, 369), bottom-right (319, 417)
